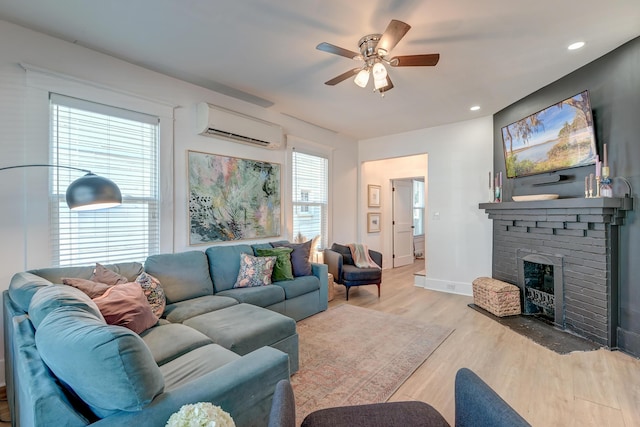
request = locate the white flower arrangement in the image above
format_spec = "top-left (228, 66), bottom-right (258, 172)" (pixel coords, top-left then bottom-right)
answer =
top-left (166, 402), bottom-right (236, 427)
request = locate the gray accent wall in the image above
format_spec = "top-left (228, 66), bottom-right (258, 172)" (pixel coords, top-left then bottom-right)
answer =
top-left (492, 36), bottom-right (640, 356)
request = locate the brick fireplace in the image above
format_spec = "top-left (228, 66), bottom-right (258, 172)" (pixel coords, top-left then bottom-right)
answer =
top-left (480, 197), bottom-right (632, 347)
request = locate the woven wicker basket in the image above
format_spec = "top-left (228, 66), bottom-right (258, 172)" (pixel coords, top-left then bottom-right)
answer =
top-left (472, 277), bottom-right (521, 317)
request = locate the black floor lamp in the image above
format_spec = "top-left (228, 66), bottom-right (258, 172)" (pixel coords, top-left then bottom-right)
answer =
top-left (0, 164), bottom-right (122, 210)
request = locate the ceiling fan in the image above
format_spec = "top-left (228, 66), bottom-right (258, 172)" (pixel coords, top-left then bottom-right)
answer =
top-left (316, 19), bottom-right (440, 94)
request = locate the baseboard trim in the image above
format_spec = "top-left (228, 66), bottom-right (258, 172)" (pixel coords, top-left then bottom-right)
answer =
top-left (617, 327), bottom-right (640, 357)
top-left (414, 276), bottom-right (472, 296)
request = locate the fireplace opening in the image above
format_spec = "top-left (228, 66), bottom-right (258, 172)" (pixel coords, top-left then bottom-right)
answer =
top-left (517, 250), bottom-right (564, 328)
top-left (523, 261), bottom-right (555, 322)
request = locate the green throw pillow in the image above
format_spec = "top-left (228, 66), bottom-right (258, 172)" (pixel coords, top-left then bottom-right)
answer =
top-left (256, 247), bottom-right (294, 282)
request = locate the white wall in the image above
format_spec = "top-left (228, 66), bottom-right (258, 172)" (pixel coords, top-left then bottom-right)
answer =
top-left (359, 117), bottom-right (494, 295)
top-left (0, 19), bottom-right (359, 385)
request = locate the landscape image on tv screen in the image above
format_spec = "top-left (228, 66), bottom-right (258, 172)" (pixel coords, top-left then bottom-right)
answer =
top-left (501, 90), bottom-right (597, 178)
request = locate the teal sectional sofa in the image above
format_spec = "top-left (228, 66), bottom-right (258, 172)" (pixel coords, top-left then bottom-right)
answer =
top-left (3, 242), bottom-right (328, 427)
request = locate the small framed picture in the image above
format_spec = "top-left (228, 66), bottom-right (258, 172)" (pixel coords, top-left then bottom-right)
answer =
top-left (367, 213), bottom-right (381, 233)
top-left (368, 185), bottom-right (381, 208)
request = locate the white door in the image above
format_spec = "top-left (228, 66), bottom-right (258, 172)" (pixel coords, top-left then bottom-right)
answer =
top-left (392, 180), bottom-right (414, 267)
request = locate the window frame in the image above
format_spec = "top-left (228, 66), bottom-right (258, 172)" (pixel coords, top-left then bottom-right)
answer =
top-left (22, 64), bottom-right (175, 267)
top-left (412, 179), bottom-right (425, 237)
top-left (49, 93), bottom-right (161, 266)
top-left (290, 147), bottom-right (330, 252)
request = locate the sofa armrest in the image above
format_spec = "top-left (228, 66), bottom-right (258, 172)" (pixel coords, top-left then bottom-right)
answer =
top-left (92, 346), bottom-right (290, 427)
top-left (323, 249), bottom-right (343, 283)
top-left (311, 263), bottom-right (328, 311)
top-left (454, 368), bottom-right (530, 427)
top-left (368, 250), bottom-right (383, 268)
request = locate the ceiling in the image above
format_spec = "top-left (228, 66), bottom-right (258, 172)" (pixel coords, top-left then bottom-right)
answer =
top-left (0, 0), bottom-right (638, 140)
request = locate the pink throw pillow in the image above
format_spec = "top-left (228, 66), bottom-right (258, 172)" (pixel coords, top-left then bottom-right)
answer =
top-left (92, 284), bottom-right (158, 334)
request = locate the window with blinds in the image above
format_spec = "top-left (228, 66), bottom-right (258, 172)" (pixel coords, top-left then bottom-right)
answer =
top-left (413, 179), bottom-right (425, 236)
top-left (292, 151), bottom-right (328, 251)
top-left (50, 93), bottom-right (160, 266)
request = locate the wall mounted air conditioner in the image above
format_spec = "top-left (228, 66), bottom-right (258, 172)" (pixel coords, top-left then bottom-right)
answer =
top-left (196, 102), bottom-right (285, 149)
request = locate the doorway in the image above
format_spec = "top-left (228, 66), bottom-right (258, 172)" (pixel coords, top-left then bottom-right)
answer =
top-left (392, 180), bottom-right (413, 267)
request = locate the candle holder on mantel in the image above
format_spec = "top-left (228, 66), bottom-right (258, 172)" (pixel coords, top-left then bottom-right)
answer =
top-left (600, 166), bottom-right (613, 198)
top-left (494, 185), bottom-right (502, 203)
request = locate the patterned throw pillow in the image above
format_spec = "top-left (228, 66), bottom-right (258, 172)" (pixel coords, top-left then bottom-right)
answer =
top-left (255, 247), bottom-right (294, 282)
top-left (135, 272), bottom-right (166, 319)
top-left (233, 253), bottom-right (277, 288)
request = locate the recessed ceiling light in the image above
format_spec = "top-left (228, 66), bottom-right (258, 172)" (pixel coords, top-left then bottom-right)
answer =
top-left (470, 105), bottom-right (481, 111)
top-left (568, 41), bottom-right (585, 50)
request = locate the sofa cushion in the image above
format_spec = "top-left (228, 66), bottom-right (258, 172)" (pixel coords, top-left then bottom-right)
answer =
top-left (217, 285), bottom-right (285, 308)
top-left (251, 242), bottom-right (274, 255)
top-left (183, 304), bottom-right (296, 356)
top-left (28, 284), bottom-right (104, 329)
top-left (255, 247), bottom-right (294, 282)
top-left (135, 272), bottom-right (166, 319)
top-left (234, 253), bottom-right (277, 288)
top-left (145, 251), bottom-right (214, 304)
top-left (11, 315), bottom-right (92, 427)
top-left (159, 344), bottom-right (240, 391)
top-left (275, 241), bottom-right (312, 276)
top-left (29, 262), bottom-right (144, 284)
top-left (273, 276), bottom-right (320, 299)
top-left (206, 244), bottom-right (253, 292)
top-left (140, 323), bottom-right (213, 366)
top-left (9, 272), bottom-right (55, 313)
top-left (92, 284), bottom-right (159, 334)
top-left (342, 264), bottom-right (382, 281)
top-left (163, 295), bottom-right (239, 323)
top-left (35, 306), bottom-right (165, 418)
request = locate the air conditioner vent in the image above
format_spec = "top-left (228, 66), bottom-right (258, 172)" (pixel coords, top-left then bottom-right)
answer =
top-left (196, 102), bottom-right (284, 149)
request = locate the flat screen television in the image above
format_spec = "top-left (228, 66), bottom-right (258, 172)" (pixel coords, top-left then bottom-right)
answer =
top-left (501, 90), bottom-right (597, 178)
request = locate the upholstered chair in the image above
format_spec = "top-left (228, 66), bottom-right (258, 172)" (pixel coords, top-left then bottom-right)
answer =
top-left (268, 368), bottom-right (531, 427)
top-left (323, 243), bottom-right (382, 300)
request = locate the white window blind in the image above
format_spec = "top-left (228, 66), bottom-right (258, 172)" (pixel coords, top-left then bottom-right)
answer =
top-left (50, 93), bottom-right (160, 266)
top-left (292, 151), bottom-right (328, 251)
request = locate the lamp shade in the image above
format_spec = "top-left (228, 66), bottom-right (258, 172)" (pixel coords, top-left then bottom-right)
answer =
top-left (372, 62), bottom-right (387, 80)
top-left (354, 69), bottom-right (370, 88)
top-left (374, 77), bottom-right (388, 90)
top-left (66, 173), bottom-right (122, 211)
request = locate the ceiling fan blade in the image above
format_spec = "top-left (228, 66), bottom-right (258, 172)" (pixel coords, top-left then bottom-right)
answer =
top-left (378, 76), bottom-right (394, 93)
top-left (316, 42), bottom-right (362, 60)
top-left (390, 54), bottom-right (440, 67)
top-left (324, 68), bottom-right (360, 85)
top-left (377, 19), bottom-right (411, 55)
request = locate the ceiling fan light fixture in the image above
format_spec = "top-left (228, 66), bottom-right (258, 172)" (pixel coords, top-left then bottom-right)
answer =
top-left (372, 62), bottom-right (387, 80)
top-left (354, 69), bottom-right (370, 88)
top-left (374, 76), bottom-right (388, 90)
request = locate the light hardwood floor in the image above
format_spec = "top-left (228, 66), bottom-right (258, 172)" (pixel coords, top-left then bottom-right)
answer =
top-left (329, 260), bottom-right (640, 427)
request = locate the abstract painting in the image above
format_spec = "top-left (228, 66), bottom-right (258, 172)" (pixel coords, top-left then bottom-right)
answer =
top-left (188, 151), bottom-right (281, 244)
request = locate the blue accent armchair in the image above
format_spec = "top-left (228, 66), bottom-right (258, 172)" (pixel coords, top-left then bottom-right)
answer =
top-left (323, 243), bottom-right (382, 301)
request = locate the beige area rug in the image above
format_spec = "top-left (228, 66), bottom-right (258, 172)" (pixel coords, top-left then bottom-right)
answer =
top-left (290, 304), bottom-right (454, 423)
